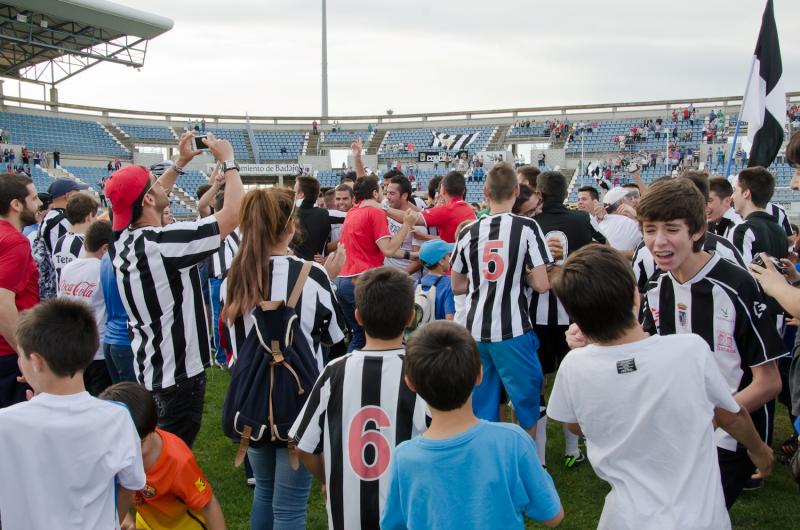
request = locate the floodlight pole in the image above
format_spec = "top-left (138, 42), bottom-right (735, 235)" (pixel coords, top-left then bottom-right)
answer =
top-left (321, 0), bottom-right (329, 122)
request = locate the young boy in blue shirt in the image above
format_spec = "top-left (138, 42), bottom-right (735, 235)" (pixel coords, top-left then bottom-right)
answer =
top-left (416, 239), bottom-right (456, 320)
top-left (381, 321), bottom-right (563, 530)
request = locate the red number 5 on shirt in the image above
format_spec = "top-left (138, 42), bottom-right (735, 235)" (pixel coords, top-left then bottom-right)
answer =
top-left (482, 240), bottom-right (505, 281)
top-left (348, 406), bottom-right (392, 481)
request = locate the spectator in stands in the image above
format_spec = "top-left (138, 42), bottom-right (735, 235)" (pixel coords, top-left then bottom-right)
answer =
top-left (21, 147), bottom-right (29, 167)
top-left (107, 161), bottom-right (113, 173)
top-left (0, 173), bottom-right (42, 408)
top-left (293, 176), bottom-right (342, 261)
top-left (114, 159), bottom-right (122, 171)
top-left (201, 118), bottom-right (206, 132)
top-left (789, 130), bottom-right (800, 191)
top-left (52, 150), bottom-right (60, 168)
top-left (338, 175), bottom-right (417, 351)
top-left (106, 132), bottom-right (244, 448)
top-left (312, 120), bottom-right (318, 135)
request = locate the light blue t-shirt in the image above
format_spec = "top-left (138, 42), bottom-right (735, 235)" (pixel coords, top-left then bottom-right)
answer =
top-left (381, 420), bottom-right (561, 530)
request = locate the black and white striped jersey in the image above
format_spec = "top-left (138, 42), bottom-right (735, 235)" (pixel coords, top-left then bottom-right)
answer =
top-left (530, 202), bottom-right (596, 326)
top-left (640, 253), bottom-right (786, 450)
top-left (710, 208), bottom-right (742, 242)
top-left (222, 255), bottom-right (345, 369)
top-left (110, 216), bottom-right (221, 391)
top-left (52, 232), bottom-right (84, 285)
top-left (209, 228), bottom-right (240, 280)
top-left (731, 211), bottom-right (789, 264)
top-left (289, 348), bottom-right (428, 530)
top-left (767, 202), bottom-right (792, 237)
top-left (631, 232), bottom-right (747, 294)
top-left (39, 208), bottom-right (69, 254)
top-left (452, 213), bottom-right (552, 342)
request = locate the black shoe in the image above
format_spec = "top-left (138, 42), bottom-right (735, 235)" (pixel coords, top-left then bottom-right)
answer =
top-left (742, 477), bottom-right (763, 491)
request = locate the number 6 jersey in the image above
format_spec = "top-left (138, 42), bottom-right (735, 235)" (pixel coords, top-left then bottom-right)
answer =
top-left (451, 213), bottom-right (552, 342)
top-left (289, 348), bottom-right (428, 530)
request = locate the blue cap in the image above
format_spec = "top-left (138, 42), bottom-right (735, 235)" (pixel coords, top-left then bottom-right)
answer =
top-left (47, 178), bottom-right (88, 199)
top-left (419, 239), bottom-right (454, 267)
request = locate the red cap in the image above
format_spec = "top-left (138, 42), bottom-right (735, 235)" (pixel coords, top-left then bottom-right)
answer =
top-left (105, 166), bottom-right (150, 231)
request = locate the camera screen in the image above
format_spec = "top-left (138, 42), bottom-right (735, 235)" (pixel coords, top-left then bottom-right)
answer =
top-left (194, 135), bottom-right (207, 150)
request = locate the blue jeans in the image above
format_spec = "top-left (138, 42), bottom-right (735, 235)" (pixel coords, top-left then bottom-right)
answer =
top-left (209, 277), bottom-right (226, 365)
top-left (337, 276), bottom-right (364, 352)
top-left (248, 445), bottom-right (312, 530)
top-left (103, 343), bottom-right (136, 384)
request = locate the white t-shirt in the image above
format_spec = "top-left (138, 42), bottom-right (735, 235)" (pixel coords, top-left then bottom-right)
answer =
top-left (328, 208), bottom-right (347, 245)
top-left (384, 216), bottom-right (426, 278)
top-left (547, 334), bottom-right (739, 530)
top-left (598, 214), bottom-right (642, 252)
top-left (0, 392), bottom-right (145, 530)
top-left (453, 293), bottom-right (467, 326)
top-left (59, 257), bottom-right (105, 360)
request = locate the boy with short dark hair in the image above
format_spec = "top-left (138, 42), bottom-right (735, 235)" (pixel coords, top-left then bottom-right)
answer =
top-left (0, 299), bottom-right (145, 529)
top-left (290, 266), bottom-right (428, 530)
top-left (636, 178), bottom-right (784, 508)
top-left (53, 192), bottom-right (98, 285)
top-left (416, 239), bottom-right (456, 321)
top-left (99, 382), bottom-right (227, 530)
top-left (548, 244), bottom-right (773, 529)
top-left (382, 321), bottom-right (563, 530)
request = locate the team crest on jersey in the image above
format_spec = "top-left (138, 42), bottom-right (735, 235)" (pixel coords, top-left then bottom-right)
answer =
top-left (677, 303), bottom-right (688, 327)
top-left (139, 483), bottom-right (157, 499)
top-left (195, 478), bottom-right (207, 492)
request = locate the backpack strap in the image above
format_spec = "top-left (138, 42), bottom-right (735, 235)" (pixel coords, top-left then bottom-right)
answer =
top-left (286, 261), bottom-right (313, 309)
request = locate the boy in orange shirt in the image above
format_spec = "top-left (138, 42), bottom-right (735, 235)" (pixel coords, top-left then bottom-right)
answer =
top-left (100, 382), bottom-right (226, 530)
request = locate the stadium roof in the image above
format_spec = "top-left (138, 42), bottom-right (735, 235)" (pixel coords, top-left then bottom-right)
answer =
top-left (0, 0), bottom-right (173, 85)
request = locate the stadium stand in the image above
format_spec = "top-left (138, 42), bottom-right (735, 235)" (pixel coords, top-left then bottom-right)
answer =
top-left (205, 128), bottom-right (250, 160)
top-left (321, 130), bottom-right (372, 144)
top-left (252, 131), bottom-right (305, 160)
top-left (115, 123), bottom-right (177, 142)
top-left (379, 127), bottom-right (493, 157)
top-left (0, 112), bottom-right (129, 158)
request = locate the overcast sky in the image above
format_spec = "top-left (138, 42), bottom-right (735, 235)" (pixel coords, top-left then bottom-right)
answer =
top-left (16, 0), bottom-right (800, 117)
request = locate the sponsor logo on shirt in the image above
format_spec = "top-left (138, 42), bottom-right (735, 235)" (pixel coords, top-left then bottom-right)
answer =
top-left (752, 301), bottom-right (767, 319)
top-left (678, 303), bottom-right (688, 328)
top-left (717, 331), bottom-right (737, 353)
top-left (58, 280), bottom-right (97, 298)
top-left (616, 358), bottom-right (637, 374)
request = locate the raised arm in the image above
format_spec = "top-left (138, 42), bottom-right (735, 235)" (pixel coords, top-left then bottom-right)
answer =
top-left (204, 135), bottom-right (245, 239)
top-left (352, 139), bottom-right (366, 178)
top-left (197, 162), bottom-right (222, 218)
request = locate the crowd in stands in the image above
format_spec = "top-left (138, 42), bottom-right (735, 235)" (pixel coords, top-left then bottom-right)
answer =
top-left (3, 117), bottom-right (800, 530)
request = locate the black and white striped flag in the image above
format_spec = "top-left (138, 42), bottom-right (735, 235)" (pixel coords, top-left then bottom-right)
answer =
top-left (431, 130), bottom-right (478, 151)
top-left (741, 0), bottom-right (785, 168)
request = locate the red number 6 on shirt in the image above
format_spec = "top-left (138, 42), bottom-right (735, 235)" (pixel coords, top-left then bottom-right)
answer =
top-left (348, 406), bottom-right (392, 481)
top-left (482, 240), bottom-right (505, 281)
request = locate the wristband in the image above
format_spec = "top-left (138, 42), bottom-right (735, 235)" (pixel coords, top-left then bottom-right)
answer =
top-left (792, 279), bottom-right (800, 287)
top-left (173, 164), bottom-right (185, 175)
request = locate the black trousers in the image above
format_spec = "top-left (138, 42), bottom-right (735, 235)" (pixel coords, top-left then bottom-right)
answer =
top-left (153, 372), bottom-right (207, 448)
top-left (83, 359), bottom-right (112, 397)
top-left (718, 447), bottom-right (755, 509)
top-left (0, 355), bottom-right (28, 408)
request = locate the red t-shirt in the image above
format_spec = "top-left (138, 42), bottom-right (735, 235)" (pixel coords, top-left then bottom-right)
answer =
top-left (421, 198), bottom-right (476, 243)
top-left (0, 220), bottom-right (39, 357)
top-left (339, 203), bottom-right (391, 277)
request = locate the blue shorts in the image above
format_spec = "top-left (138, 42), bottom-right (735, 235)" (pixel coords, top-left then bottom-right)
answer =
top-left (472, 331), bottom-right (543, 430)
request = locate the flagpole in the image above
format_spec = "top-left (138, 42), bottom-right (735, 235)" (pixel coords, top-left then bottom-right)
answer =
top-left (726, 55), bottom-right (758, 177)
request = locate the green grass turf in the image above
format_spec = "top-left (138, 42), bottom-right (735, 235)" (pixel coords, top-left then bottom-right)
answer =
top-left (194, 367), bottom-right (797, 529)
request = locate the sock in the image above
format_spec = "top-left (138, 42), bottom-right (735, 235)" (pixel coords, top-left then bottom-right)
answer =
top-left (535, 395), bottom-right (548, 465)
top-left (564, 424), bottom-right (580, 457)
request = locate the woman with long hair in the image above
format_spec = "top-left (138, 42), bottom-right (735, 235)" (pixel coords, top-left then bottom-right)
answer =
top-left (222, 187), bottom-right (345, 529)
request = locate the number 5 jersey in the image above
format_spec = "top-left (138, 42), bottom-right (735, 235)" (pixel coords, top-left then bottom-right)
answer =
top-left (289, 348), bottom-right (428, 530)
top-left (451, 213), bottom-right (552, 342)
